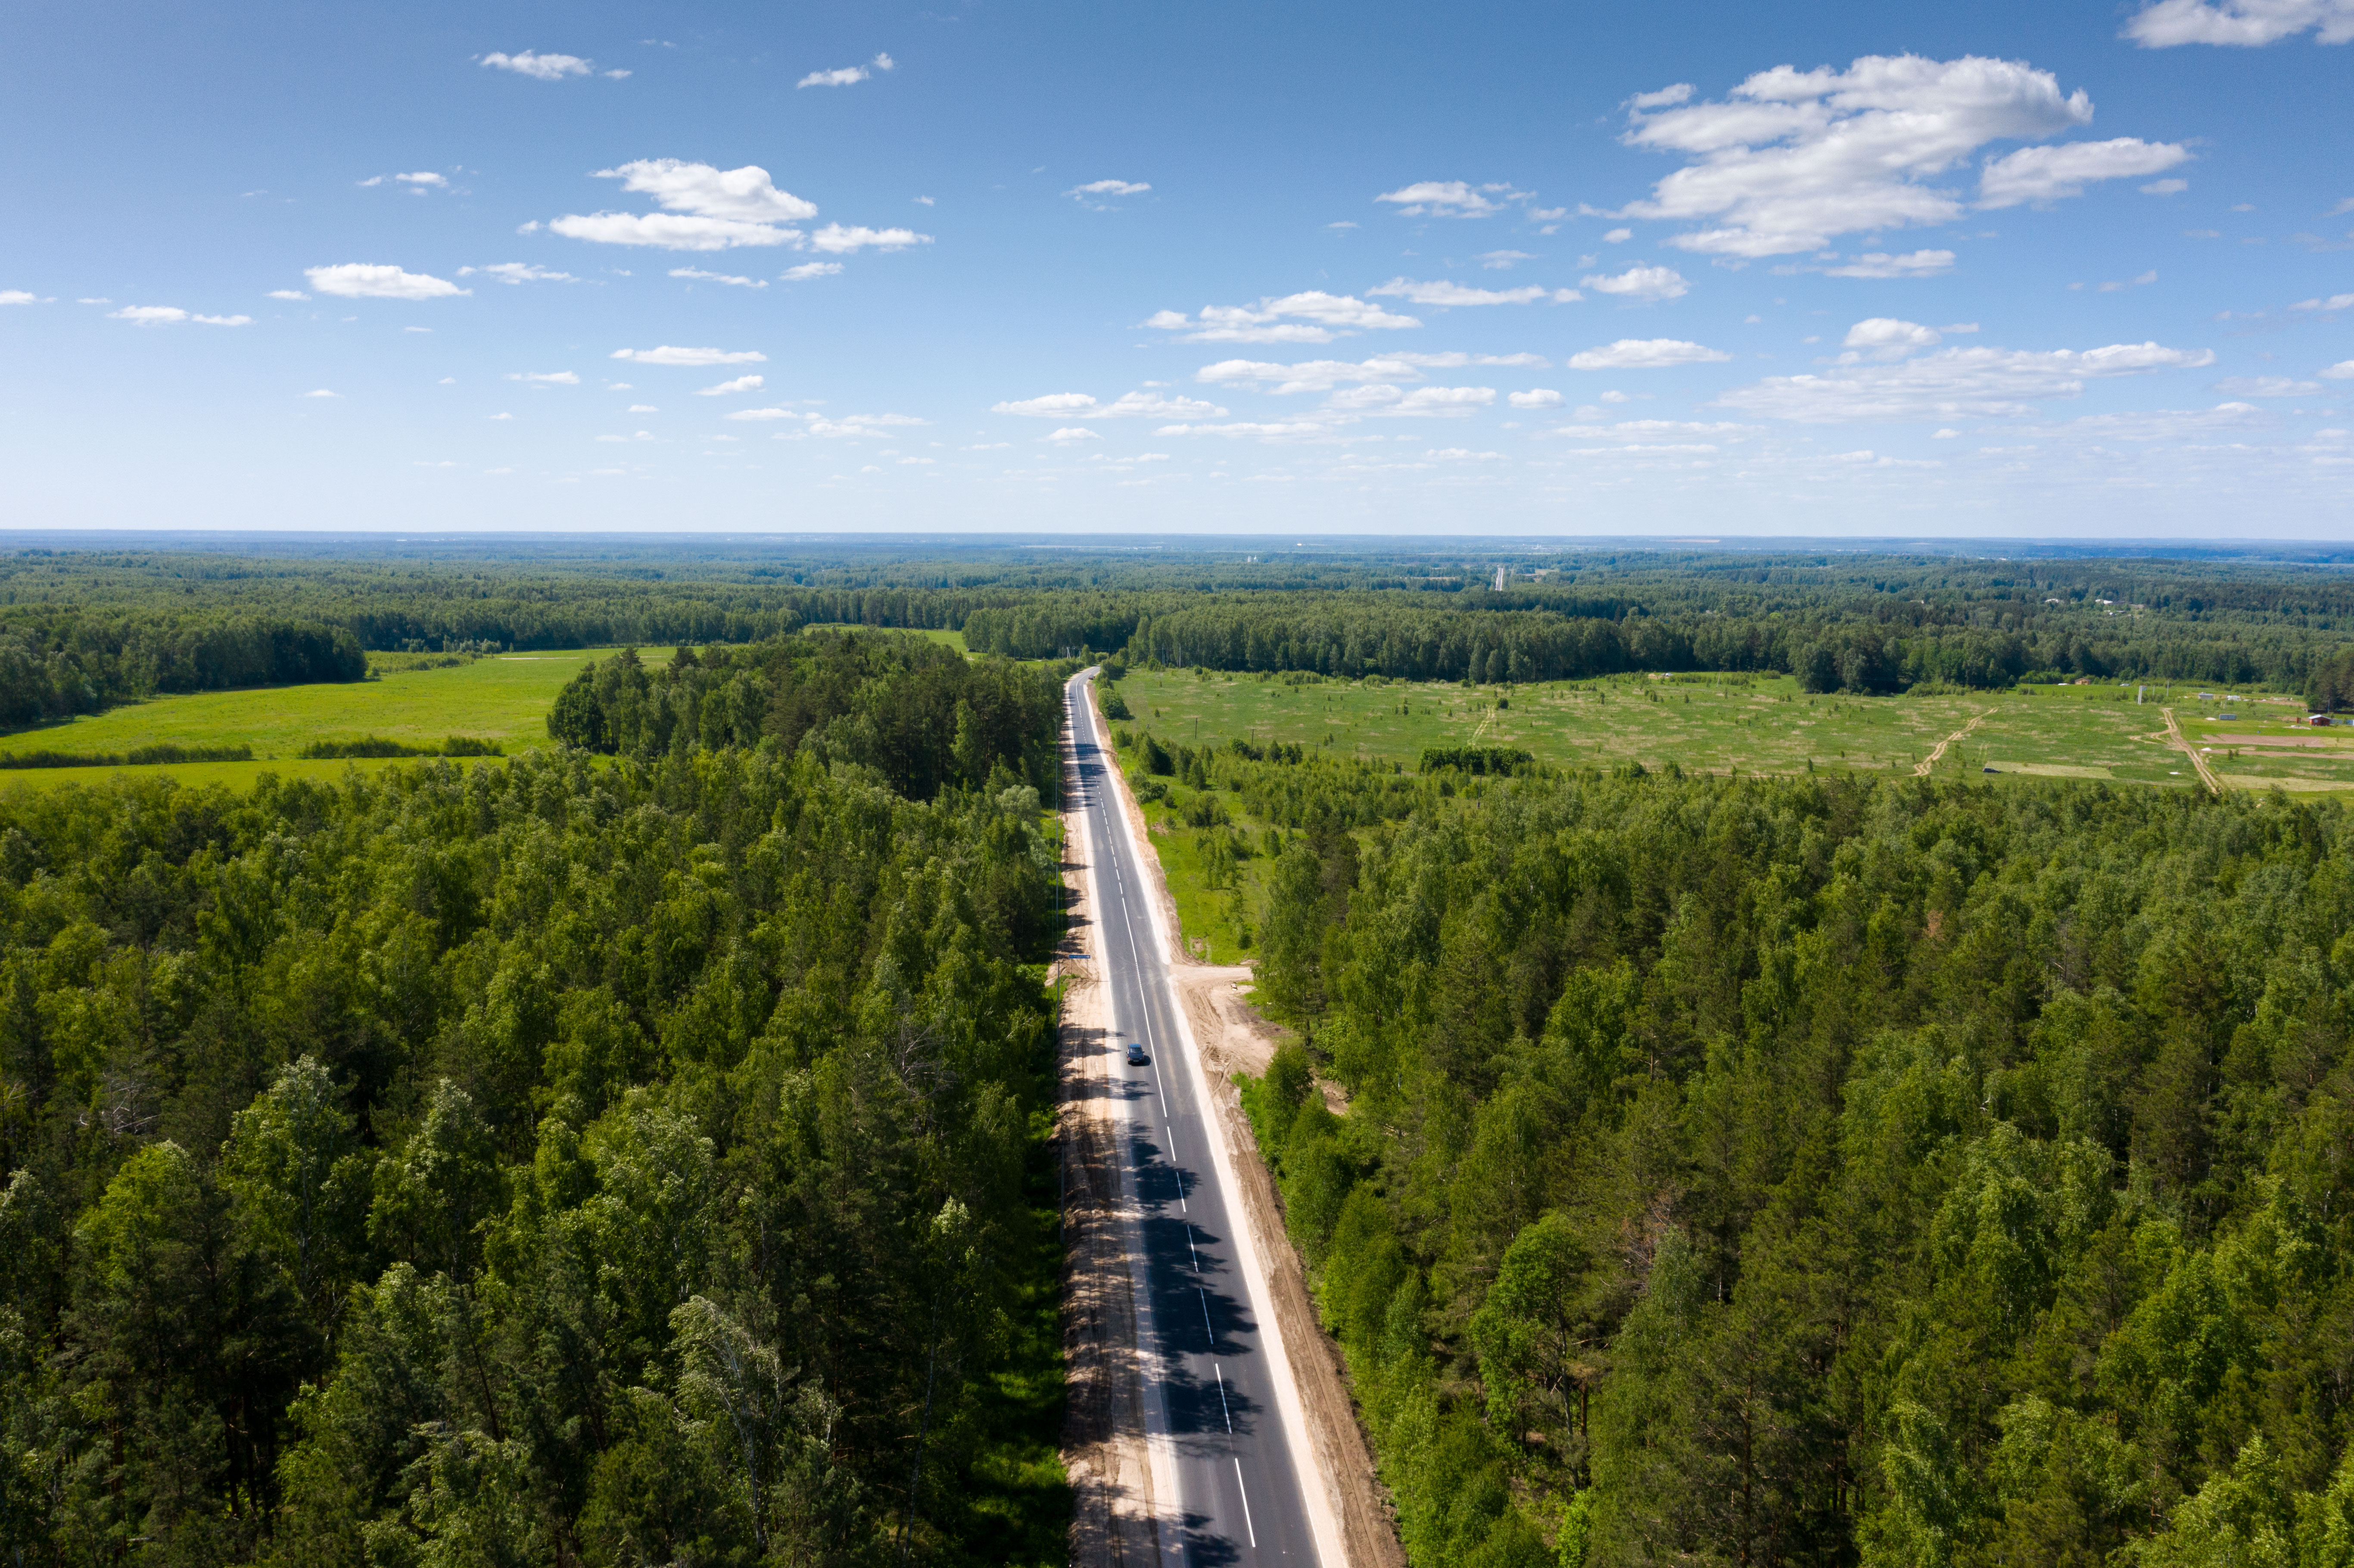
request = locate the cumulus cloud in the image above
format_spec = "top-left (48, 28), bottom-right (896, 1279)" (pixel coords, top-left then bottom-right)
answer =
top-left (1581, 264), bottom-right (1689, 301)
top-left (195, 314), bottom-right (251, 325)
top-left (994, 391), bottom-right (1227, 418)
top-left (458, 263), bottom-right (577, 285)
top-left (1326, 385), bottom-right (1498, 416)
top-left (1843, 318), bottom-right (1945, 357)
top-left (481, 51), bottom-right (592, 79)
top-left (108, 306), bottom-right (189, 324)
top-left (807, 224), bottom-right (929, 254)
top-left (1715, 340), bottom-right (2216, 421)
top-left (1822, 249), bottom-right (1956, 278)
top-left (1194, 353), bottom-right (1542, 392)
top-left (609, 345), bottom-right (767, 367)
top-left (549, 160), bottom-right (820, 251)
top-left (797, 413), bottom-right (926, 437)
top-left (1043, 427), bottom-right (1101, 443)
top-left (1367, 278), bottom-right (1571, 306)
top-left (2326, 360), bottom-right (2354, 379)
top-left (0, 291), bottom-right (39, 305)
top-left (1066, 179), bottom-right (1151, 206)
top-left (1146, 292), bottom-right (1420, 344)
top-left (1568, 338), bottom-right (1732, 369)
top-left (670, 267), bottom-right (766, 288)
top-left (2293, 292), bottom-right (2354, 311)
top-left (1620, 55), bottom-right (2187, 257)
top-left (797, 53), bottom-right (894, 88)
top-left (696, 375), bottom-right (765, 395)
top-left (306, 264), bottom-right (469, 300)
top-left (2125, 0), bottom-right (2354, 45)
top-left (1509, 389), bottom-right (1565, 407)
top-left (396, 171), bottom-right (448, 187)
top-left (1375, 181), bottom-right (1527, 218)
top-left (1980, 138), bottom-right (2192, 206)
top-left (508, 370), bottom-right (579, 385)
top-left (783, 262), bottom-right (843, 281)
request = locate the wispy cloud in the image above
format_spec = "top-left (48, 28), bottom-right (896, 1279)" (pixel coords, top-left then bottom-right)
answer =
top-left (610, 346), bottom-right (768, 367)
top-left (1146, 291), bottom-right (1420, 345)
top-left (797, 52), bottom-right (895, 88)
top-left (670, 267), bottom-right (767, 288)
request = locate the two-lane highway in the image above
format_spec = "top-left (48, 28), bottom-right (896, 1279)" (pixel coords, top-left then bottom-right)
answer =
top-left (1065, 667), bottom-right (1329, 1565)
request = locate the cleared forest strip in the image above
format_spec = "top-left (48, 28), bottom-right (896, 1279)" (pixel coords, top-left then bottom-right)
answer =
top-left (2163, 706), bottom-right (2225, 795)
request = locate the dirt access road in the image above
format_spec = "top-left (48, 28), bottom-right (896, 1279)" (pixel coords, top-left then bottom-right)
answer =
top-left (1056, 672), bottom-right (1402, 1568)
top-left (2162, 706), bottom-right (2225, 794)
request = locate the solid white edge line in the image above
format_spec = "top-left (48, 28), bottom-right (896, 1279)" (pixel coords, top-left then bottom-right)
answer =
top-left (1065, 686), bottom-right (1188, 1565)
top-left (1081, 670), bottom-right (1345, 1568)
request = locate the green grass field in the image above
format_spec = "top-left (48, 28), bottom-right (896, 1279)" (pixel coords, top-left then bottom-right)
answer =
top-left (0, 647), bottom-right (670, 793)
top-left (1113, 669), bottom-right (2354, 794)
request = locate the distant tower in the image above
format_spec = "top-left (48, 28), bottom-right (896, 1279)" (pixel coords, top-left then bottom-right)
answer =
top-left (1494, 565), bottom-right (1507, 591)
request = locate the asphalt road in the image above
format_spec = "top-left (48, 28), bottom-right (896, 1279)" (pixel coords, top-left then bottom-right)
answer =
top-left (1065, 668), bottom-right (1322, 1565)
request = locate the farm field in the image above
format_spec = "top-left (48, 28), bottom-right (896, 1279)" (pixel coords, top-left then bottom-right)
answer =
top-left (1112, 668), bottom-right (2354, 794)
top-left (0, 647), bottom-right (670, 792)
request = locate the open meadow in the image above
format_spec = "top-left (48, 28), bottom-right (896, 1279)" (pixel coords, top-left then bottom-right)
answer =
top-left (1113, 667), bottom-right (2354, 795)
top-left (0, 647), bottom-right (670, 792)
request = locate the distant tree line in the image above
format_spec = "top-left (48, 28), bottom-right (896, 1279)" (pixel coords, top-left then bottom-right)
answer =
top-left (0, 614), bottom-right (365, 727)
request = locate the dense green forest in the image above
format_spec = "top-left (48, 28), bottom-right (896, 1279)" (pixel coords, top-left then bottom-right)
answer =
top-left (1226, 761), bottom-right (2354, 1567)
top-left (11, 544), bottom-right (2354, 731)
top-left (0, 633), bottom-right (1073, 1565)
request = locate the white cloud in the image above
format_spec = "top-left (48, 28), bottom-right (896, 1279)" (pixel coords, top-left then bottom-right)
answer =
top-left (306, 263), bottom-right (469, 300)
top-left (1822, 249), bottom-right (1955, 278)
top-left (1479, 250), bottom-right (1536, 268)
top-left (1375, 181), bottom-right (1525, 218)
top-left (696, 375), bottom-right (764, 395)
top-left (508, 370), bottom-right (579, 385)
top-left (1510, 389), bottom-right (1565, 408)
top-left (1044, 427), bottom-right (1101, 443)
top-left (1980, 139), bottom-right (2192, 207)
top-left (609, 345), bottom-right (767, 367)
top-left (2211, 376), bottom-right (2322, 395)
top-left (799, 413), bottom-right (927, 437)
top-left (783, 262), bottom-right (843, 281)
top-left (1368, 277), bottom-right (1569, 306)
top-left (2125, 0), bottom-right (2354, 45)
top-left (0, 290), bottom-right (38, 305)
top-left (1716, 340), bottom-right (2217, 421)
top-left (1146, 291), bottom-right (1420, 344)
top-left (481, 51), bottom-right (592, 79)
top-left (994, 391), bottom-right (1227, 418)
top-left (460, 263), bottom-right (576, 285)
top-left (1630, 84), bottom-right (1696, 109)
top-left (488, 412), bottom-right (514, 420)
top-left (1549, 419), bottom-right (1757, 439)
top-left (807, 224), bottom-right (930, 254)
top-left (2293, 293), bottom-right (2354, 311)
top-left (266, 289), bottom-right (309, 301)
top-left (1327, 385), bottom-right (1498, 416)
top-left (396, 171), bottom-right (448, 188)
top-left (1154, 421), bottom-right (1342, 439)
top-left (2142, 177), bottom-right (2190, 195)
top-left (75, 297), bottom-right (109, 305)
top-left (629, 404), bottom-right (658, 412)
top-left (724, 407), bottom-right (809, 422)
top-left (1581, 264), bottom-right (1688, 301)
top-left (1193, 352), bottom-right (1544, 393)
top-left (797, 53), bottom-right (895, 88)
top-left (605, 68), bottom-right (630, 79)
top-left (1604, 228), bottom-right (1635, 244)
top-left (1622, 55), bottom-right (2186, 257)
top-left (1568, 338), bottom-right (1731, 369)
top-left (670, 266), bottom-right (766, 288)
top-left (551, 161), bottom-right (819, 251)
top-left (2324, 361), bottom-right (2354, 379)
top-left (1843, 318), bottom-right (1944, 357)
top-left (2019, 402), bottom-right (2272, 441)
top-left (109, 305), bottom-right (188, 324)
top-left (301, 389), bottom-right (339, 398)
top-left (1067, 179), bottom-right (1151, 205)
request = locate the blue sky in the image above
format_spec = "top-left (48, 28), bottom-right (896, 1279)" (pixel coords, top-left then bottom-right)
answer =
top-left (3, 0), bottom-right (2350, 536)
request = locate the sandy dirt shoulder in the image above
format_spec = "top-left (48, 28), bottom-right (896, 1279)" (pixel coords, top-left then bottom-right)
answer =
top-left (1056, 732), bottom-right (1163, 1568)
top-left (1088, 684), bottom-right (1406, 1568)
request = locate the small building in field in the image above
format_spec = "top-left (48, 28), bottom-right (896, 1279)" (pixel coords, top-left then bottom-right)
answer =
top-left (2308, 714), bottom-right (2333, 727)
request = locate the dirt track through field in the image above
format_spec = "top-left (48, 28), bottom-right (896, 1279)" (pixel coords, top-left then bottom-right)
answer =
top-left (2162, 706), bottom-right (2225, 795)
top-left (1059, 685), bottom-right (1404, 1568)
top-left (1914, 707), bottom-right (1993, 776)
